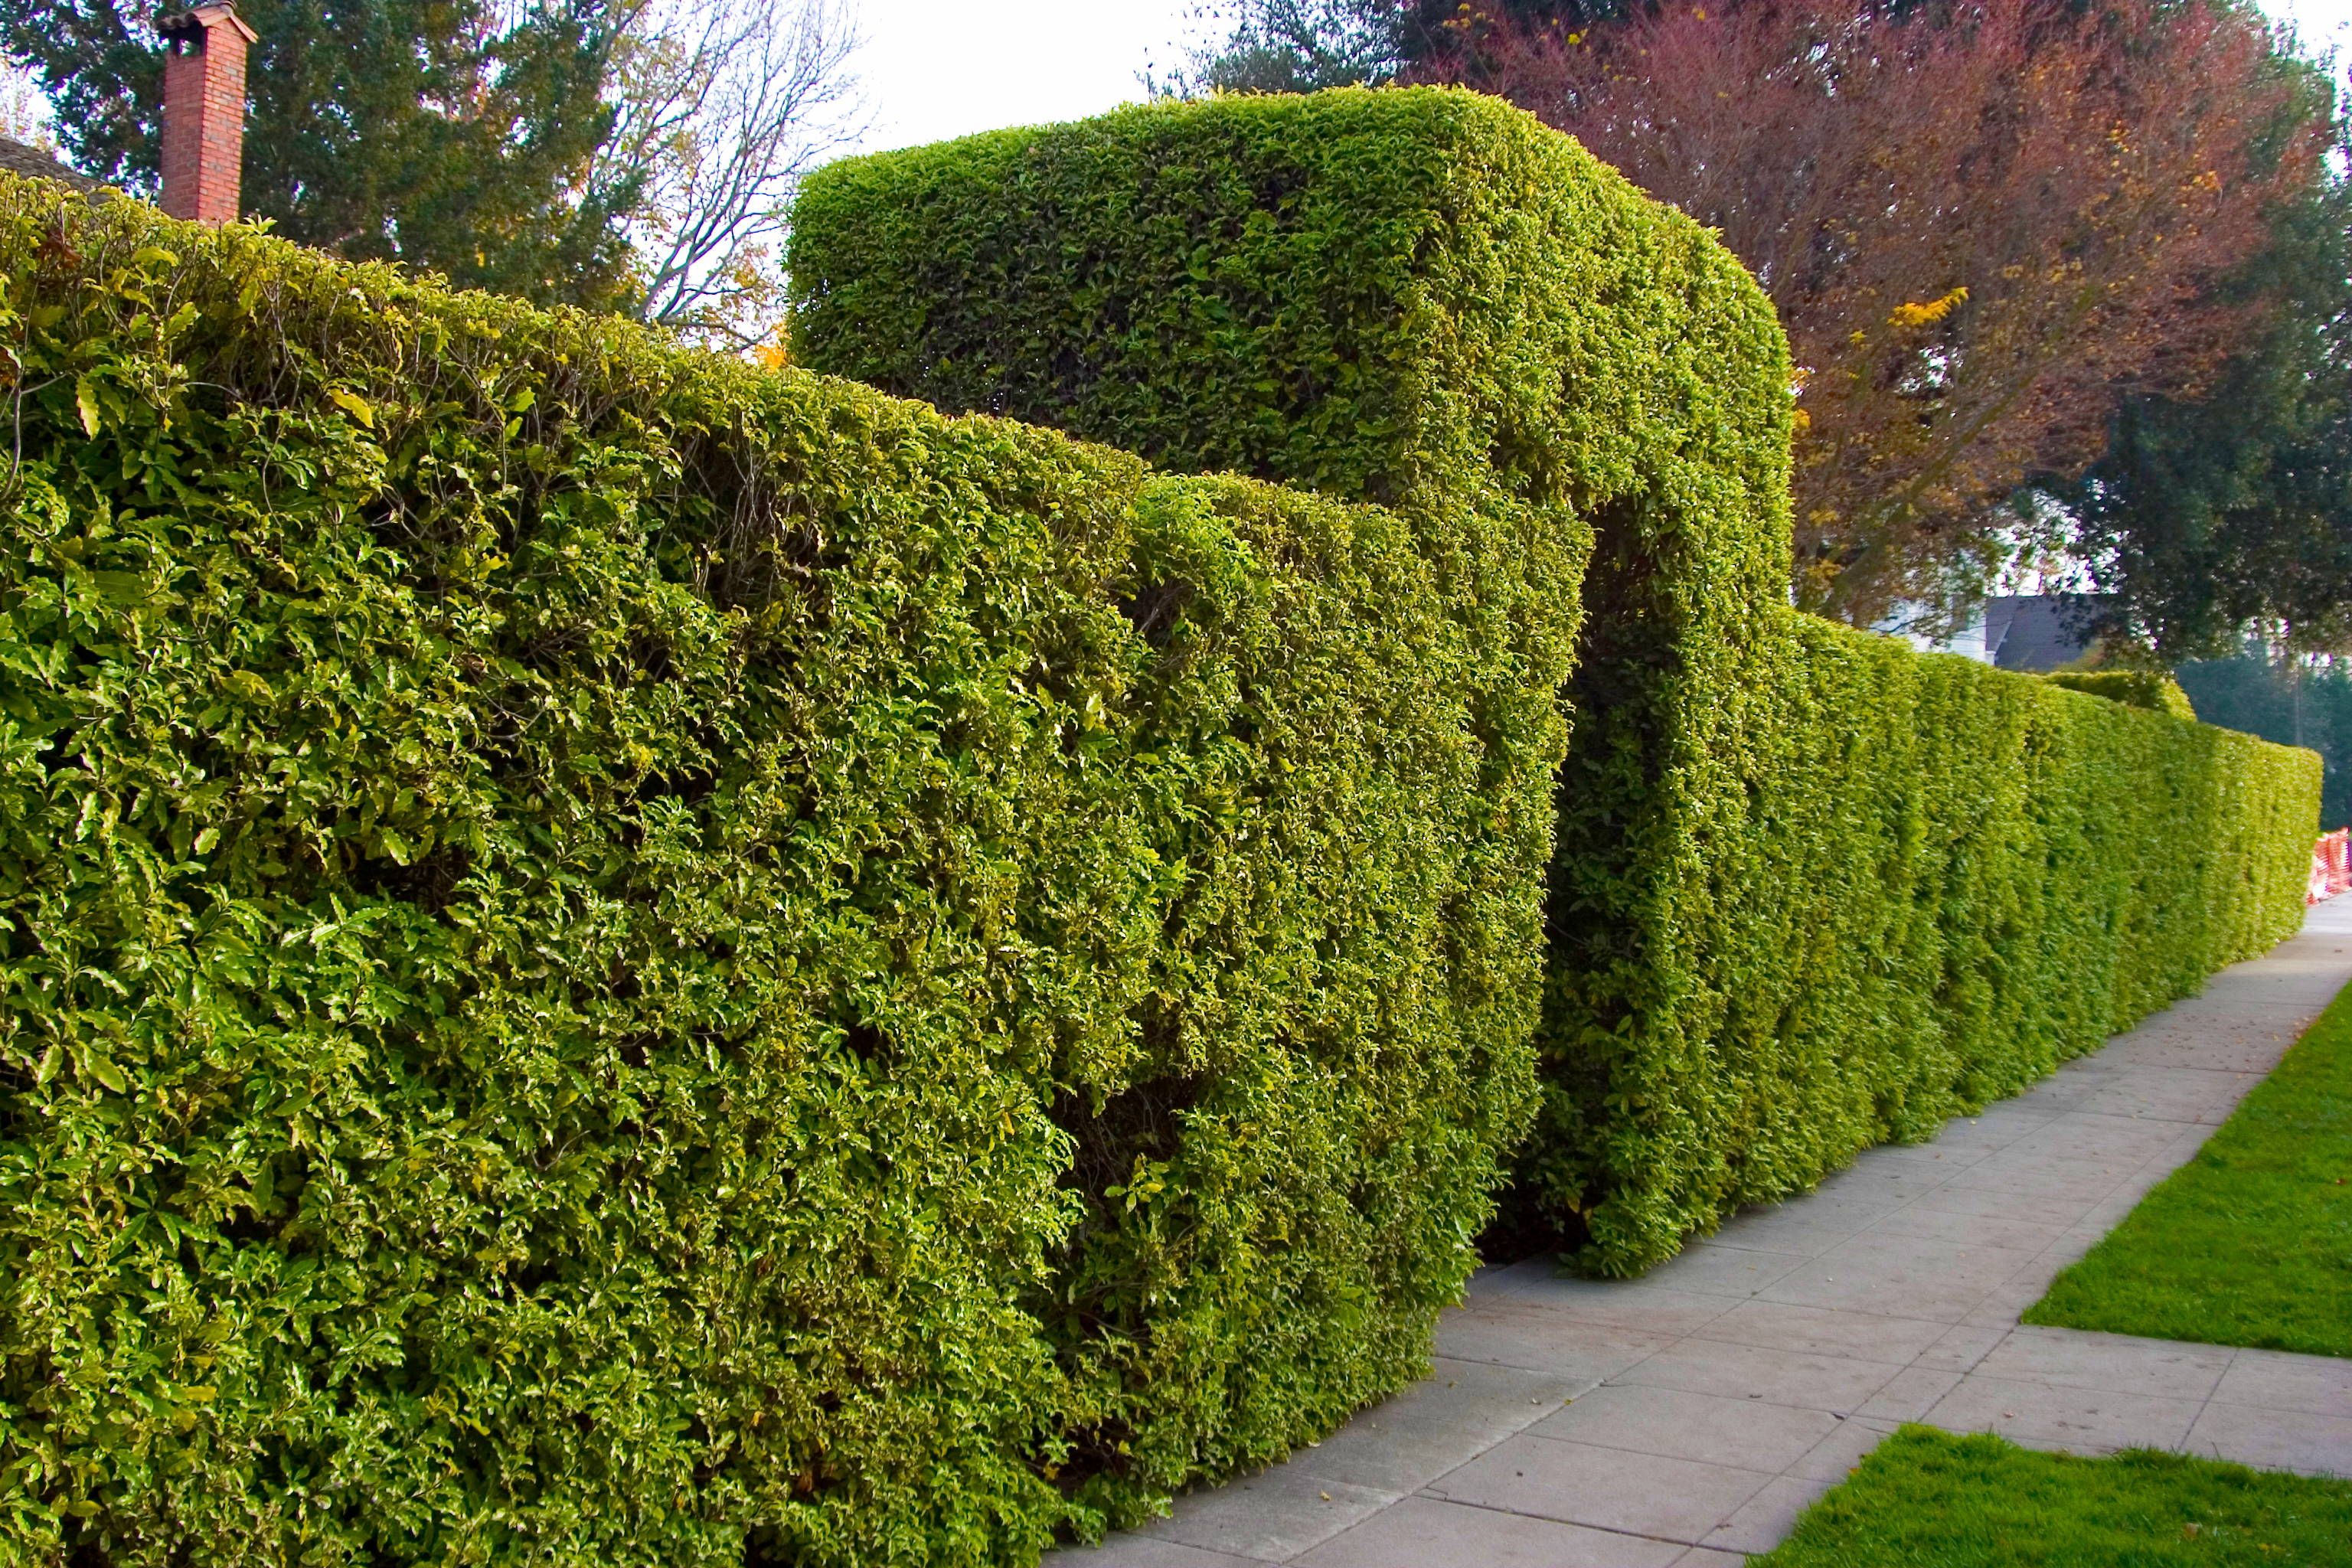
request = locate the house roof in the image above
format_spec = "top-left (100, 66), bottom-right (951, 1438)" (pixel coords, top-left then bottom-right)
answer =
top-left (0, 136), bottom-right (100, 194)
top-left (1983, 593), bottom-right (2106, 672)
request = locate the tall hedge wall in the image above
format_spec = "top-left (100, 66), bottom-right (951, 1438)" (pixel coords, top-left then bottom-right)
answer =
top-left (790, 86), bottom-right (2318, 1274)
top-left (1517, 611), bottom-right (2314, 1269)
top-left (0, 179), bottom-right (1586, 1562)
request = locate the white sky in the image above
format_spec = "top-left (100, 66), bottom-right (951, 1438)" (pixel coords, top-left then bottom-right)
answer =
top-left (2275, 0), bottom-right (2352, 53)
top-left (840, 0), bottom-right (2352, 162)
top-left (838, 1), bottom-right (1210, 157)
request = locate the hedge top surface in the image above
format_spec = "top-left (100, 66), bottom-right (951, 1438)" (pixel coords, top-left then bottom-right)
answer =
top-left (2041, 668), bottom-right (2199, 719)
top-left (789, 86), bottom-right (1794, 609)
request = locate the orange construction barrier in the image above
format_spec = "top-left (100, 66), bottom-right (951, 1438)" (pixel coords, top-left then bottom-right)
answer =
top-left (2310, 828), bottom-right (2350, 903)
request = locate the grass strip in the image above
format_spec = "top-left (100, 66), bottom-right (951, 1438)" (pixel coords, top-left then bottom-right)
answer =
top-left (1752, 1425), bottom-right (2352, 1566)
top-left (2023, 975), bottom-right (2352, 1356)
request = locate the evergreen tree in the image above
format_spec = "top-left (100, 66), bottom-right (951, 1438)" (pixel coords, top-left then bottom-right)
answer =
top-left (2043, 80), bottom-right (2352, 662)
top-left (0, 0), bottom-right (639, 310)
top-left (1176, 1), bottom-right (1586, 93)
top-left (1173, 0), bottom-right (1406, 93)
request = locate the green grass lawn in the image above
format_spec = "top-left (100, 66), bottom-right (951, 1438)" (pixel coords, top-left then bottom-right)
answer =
top-left (1751, 1426), bottom-right (2352, 1566)
top-left (2021, 979), bottom-right (2352, 1356)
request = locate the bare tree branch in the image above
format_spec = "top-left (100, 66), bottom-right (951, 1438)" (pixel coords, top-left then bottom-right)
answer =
top-left (596, 0), bottom-right (867, 349)
top-left (0, 57), bottom-right (51, 151)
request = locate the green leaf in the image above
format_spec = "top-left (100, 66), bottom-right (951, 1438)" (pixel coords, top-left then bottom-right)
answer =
top-left (74, 376), bottom-right (100, 438)
top-left (84, 1049), bottom-right (126, 1094)
top-left (90, 570), bottom-right (153, 607)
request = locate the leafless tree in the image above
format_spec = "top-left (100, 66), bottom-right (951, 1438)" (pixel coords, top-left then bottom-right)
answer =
top-left (0, 59), bottom-right (51, 150)
top-left (596, 0), bottom-right (867, 349)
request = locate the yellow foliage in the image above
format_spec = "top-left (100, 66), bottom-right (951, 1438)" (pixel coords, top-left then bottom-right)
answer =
top-left (1888, 285), bottom-right (1968, 328)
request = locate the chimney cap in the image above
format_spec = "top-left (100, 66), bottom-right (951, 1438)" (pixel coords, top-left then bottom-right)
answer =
top-left (158, 4), bottom-right (257, 46)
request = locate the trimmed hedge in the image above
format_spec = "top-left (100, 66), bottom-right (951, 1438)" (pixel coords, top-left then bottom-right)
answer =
top-left (787, 87), bottom-right (1792, 612)
top-left (790, 85), bottom-right (2318, 1273)
top-left (1526, 612), bottom-right (2314, 1269)
top-left (0, 180), bottom-right (1584, 1561)
top-left (0, 80), bottom-right (2321, 1565)
top-left (2043, 667), bottom-right (2199, 719)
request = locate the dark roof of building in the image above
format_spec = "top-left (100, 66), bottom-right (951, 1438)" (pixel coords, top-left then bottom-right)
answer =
top-left (0, 136), bottom-right (100, 194)
top-left (1984, 593), bottom-right (2107, 672)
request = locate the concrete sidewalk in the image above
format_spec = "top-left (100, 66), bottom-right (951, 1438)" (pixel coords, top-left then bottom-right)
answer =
top-left (1070, 900), bottom-right (2352, 1566)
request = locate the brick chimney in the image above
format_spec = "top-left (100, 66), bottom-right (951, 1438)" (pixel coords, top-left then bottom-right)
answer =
top-left (159, 3), bottom-right (254, 224)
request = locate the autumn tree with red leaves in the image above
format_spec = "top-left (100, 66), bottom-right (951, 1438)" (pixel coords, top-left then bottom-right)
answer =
top-left (1423, 0), bottom-right (2328, 625)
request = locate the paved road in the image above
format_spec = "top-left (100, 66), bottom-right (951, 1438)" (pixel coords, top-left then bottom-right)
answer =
top-left (1066, 899), bottom-right (2352, 1566)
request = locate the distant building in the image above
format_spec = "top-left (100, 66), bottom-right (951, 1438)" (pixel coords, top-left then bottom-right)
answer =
top-left (1979, 595), bottom-right (2105, 671)
top-left (1896, 593), bottom-right (2107, 671)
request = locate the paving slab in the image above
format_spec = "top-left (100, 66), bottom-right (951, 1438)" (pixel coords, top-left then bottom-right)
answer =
top-left (1914, 1322), bottom-right (2011, 1374)
top-left (1292, 1495), bottom-right (1684, 1568)
top-left (1970, 1325), bottom-right (2233, 1402)
top-left (1902, 1176), bottom-right (2115, 1229)
top-left (1699, 1473), bottom-right (1839, 1555)
top-left (1432, 1306), bottom-right (1670, 1378)
top-left (1689, 1299), bottom-right (1953, 1364)
top-left (1057, 901), bottom-right (2352, 1561)
top-left (1919, 1371), bottom-right (2207, 1453)
top-left (1788, 1415), bottom-right (1907, 1481)
top-left (1707, 1203), bottom-right (1893, 1258)
top-left (1644, 1240), bottom-right (1812, 1299)
top-left (1057, 1540), bottom-right (1269, 1568)
top-left (1285, 1357), bottom-right (1590, 1494)
top-left (1757, 1228), bottom-right (2040, 1321)
top-left (2184, 1401), bottom-right (2352, 1478)
top-left (1425, 1433), bottom-right (1772, 1541)
top-left (1135, 1469), bottom-right (1393, 1563)
top-left (1867, 1203), bottom-right (2073, 1253)
top-left (1528, 1383), bottom-right (1843, 1472)
top-left (1615, 1334), bottom-right (1906, 1411)
top-left (1851, 1364), bottom-right (1967, 1423)
top-left (2212, 1347), bottom-right (2352, 1419)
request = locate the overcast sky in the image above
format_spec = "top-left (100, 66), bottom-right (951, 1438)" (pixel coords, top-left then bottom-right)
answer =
top-left (840, 0), bottom-right (2352, 161)
top-left (838, 1), bottom-right (1214, 157)
top-left (2275, 0), bottom-right (2352, 52)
